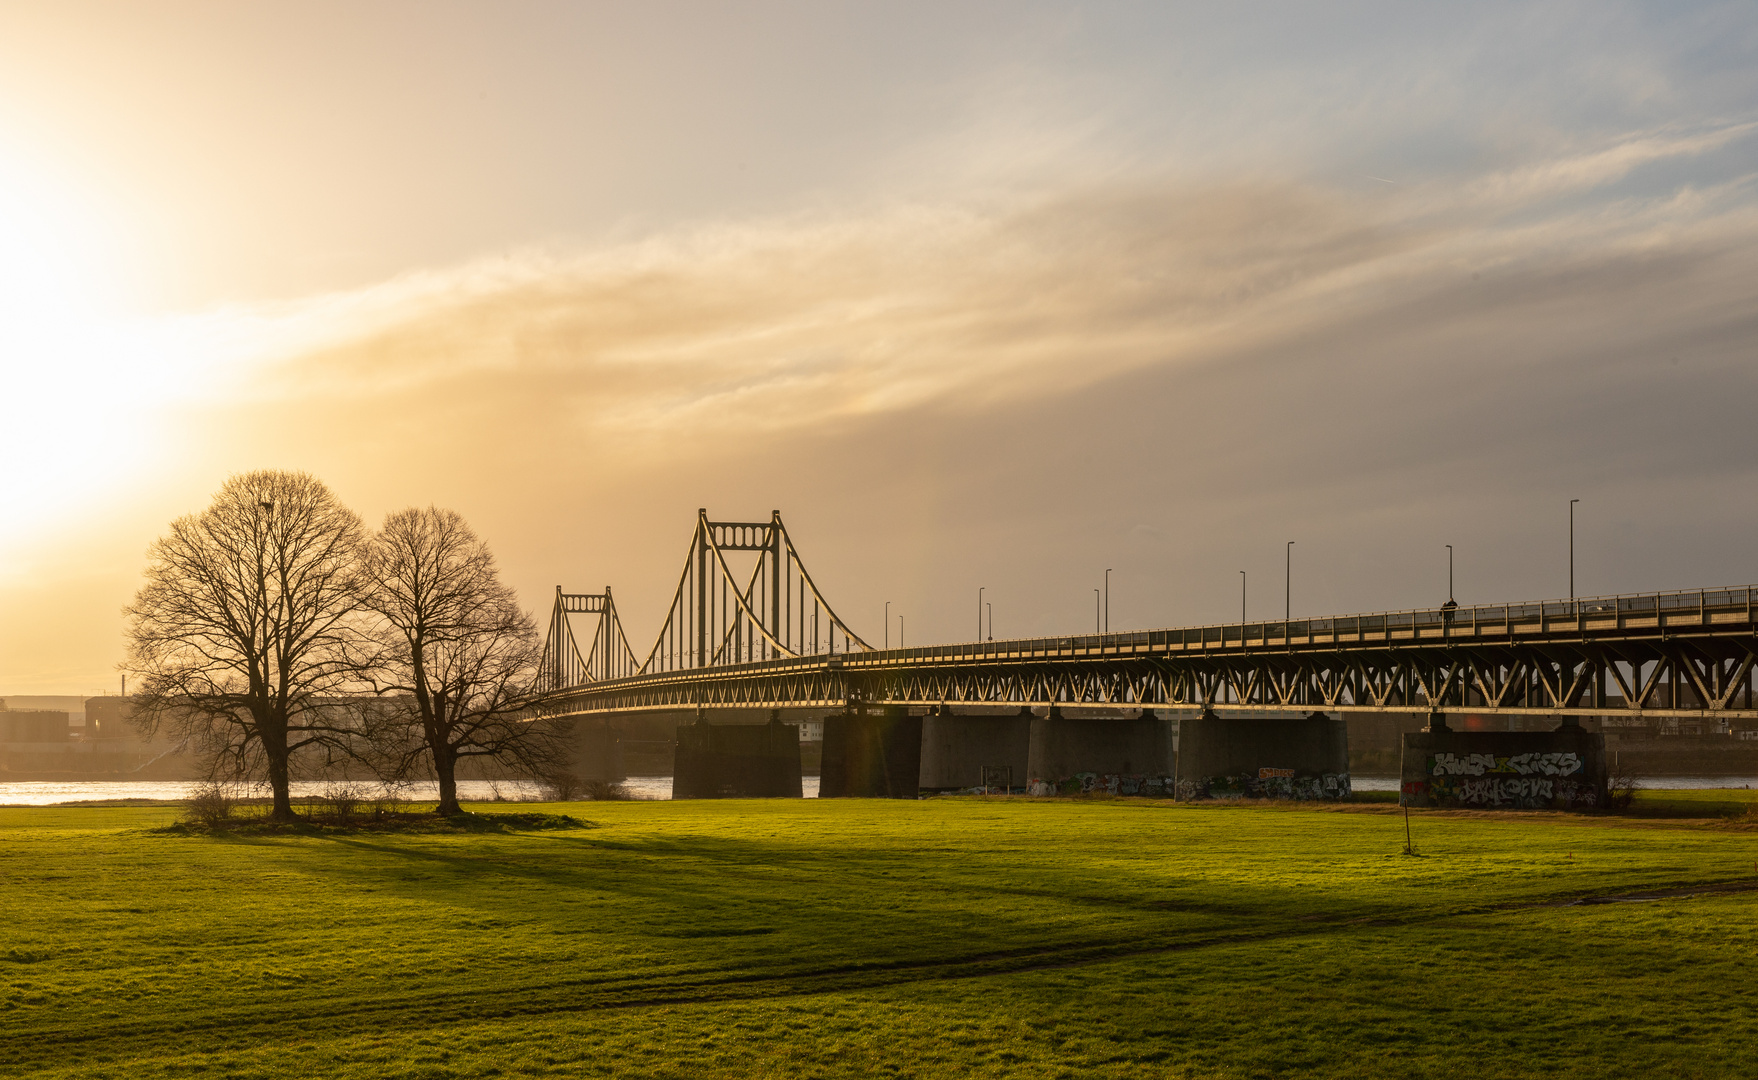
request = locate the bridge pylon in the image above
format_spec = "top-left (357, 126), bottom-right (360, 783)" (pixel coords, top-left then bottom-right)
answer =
top-left (646, 508), bottom-right (872, 673)
top-left (538, 586), bottom-right (639, 693)
top-left (538, 509), bottom-right (871, 694)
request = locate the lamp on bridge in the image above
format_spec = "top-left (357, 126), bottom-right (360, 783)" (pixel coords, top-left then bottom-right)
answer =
top-left (1570, 498), bottom-right (1580, 599)
top-left (1285, 541), bottom-right (1294, 624)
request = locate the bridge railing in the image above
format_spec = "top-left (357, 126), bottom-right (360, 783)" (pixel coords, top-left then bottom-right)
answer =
top-left (693, 584), bottom-right (1758, 674)
top-left (543, 583), bottom-right (1757, 691)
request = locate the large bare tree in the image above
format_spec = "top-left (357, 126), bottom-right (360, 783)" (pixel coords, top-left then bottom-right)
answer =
top-left (360, 506), bottom-right (555, 816)
top-left (124, 470), bottom-right (371, 820)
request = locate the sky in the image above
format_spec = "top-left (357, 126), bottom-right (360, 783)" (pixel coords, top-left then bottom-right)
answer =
top-left (3, 1), bottom-right (1757, 694)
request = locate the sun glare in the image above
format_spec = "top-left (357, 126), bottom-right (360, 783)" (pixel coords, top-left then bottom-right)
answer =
top-left (0, 141), bottom-right (176, 560)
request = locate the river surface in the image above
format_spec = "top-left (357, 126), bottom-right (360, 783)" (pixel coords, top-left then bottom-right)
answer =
top-left (0, 776), bottom-right (823, 806)
top-left (0, 776), bottom-right (1748, 806)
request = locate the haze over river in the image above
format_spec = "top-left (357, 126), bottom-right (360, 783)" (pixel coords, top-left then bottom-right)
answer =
top-left (0, 777), bottom-right (824, 805)
top-left (3, 776), bottom-right (1754, 806)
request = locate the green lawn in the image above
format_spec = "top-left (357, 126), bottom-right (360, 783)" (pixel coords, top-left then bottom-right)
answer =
top-left (3, 796), bottom-right (1756, 1079)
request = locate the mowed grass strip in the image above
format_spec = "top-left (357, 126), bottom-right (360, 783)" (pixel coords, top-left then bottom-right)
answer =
top-left (4, 797), bottom-right (1756, 1078)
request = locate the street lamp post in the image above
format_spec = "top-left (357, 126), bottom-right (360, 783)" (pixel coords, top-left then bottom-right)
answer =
top-left (1569, 499), bottom-right (1579, 598)
top-left (986, 602), bottom-right (992, 641)
top-left (1446, 544), bottom-right (1454, 600)
top-left (1104, 568), bottom-right (1112, 634)
top-left (1285, 541), bottom-right (1294, 624)
top-left (1240, 570), bottom-right (1246, 626)
top-left (898, 614), bottom-right (903, 649)
top-left (884, 601), bottom-right (890, 649)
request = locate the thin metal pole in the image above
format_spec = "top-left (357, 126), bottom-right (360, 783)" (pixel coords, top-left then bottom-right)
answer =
top-left (898, 614), bottom-right (903, 648)
top-left (1285, 541), bottom-right (1294, 624)
top-left (986, 602), bottom-right (992, 641)
top-left (884, 601), bottom-right (890, 649)
top-left (1570, 499), bottom-right (1579, 598)
top-left (1240, 571), bottom-right (1246, 626)
top-left (1105, 568), bottom-right (1112, 634)
top-left (1447, 544), bottom-right (1453, 600)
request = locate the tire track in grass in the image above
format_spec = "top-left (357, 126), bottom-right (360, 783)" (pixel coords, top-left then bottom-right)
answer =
top-left (3, 878), bottom-right (1755, 1068)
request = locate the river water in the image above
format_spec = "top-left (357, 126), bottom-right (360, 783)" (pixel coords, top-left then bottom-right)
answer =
top-left (0, 775), bottom-right (1748, 806)
top-left (0, 776), bottom-right (825, 806)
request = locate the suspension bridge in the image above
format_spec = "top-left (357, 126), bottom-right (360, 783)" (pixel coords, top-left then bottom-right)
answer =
top-left (535, 509), bottom-right (1758, 724)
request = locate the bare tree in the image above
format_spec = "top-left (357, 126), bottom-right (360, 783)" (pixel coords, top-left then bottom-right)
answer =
top-left (360, 507), bottom-right (558, 816)
top-left (124, 471), bottom-right (371, 821)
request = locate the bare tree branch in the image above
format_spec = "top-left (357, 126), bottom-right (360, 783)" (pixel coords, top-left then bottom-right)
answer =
top-left (359, 506), bottom-right (558, 816)
top-left (124, 470), bottom-right (373, 820)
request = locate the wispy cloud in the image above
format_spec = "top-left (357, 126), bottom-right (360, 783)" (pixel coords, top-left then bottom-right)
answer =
top-left (199, 121), bottom-right (1757, 453)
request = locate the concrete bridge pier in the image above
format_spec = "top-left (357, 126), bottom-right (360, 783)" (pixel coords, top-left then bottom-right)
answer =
top-left (820, 705), bottom-right (923, 798)
top-left (918, 705), bottom-right (1033, 792)
top-left (1400, 718), bottom-right (1606, 810)
top-left (570, 718), bottom-right (627, 783)
top-left (1025, 706), bottom-right (1176, 796)
top-left (672, 712), bottom-right (803, 798)
top-left (1175, 710), bottom-right (1350, 800)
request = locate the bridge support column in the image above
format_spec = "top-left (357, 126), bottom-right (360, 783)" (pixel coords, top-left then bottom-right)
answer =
top-left (1174, 711), bottom-right (1350, 800)
top-left (1025, 707), bottom-right (1176, 796)
top-left (820, 706), bottom-right (923, 798)
top-left (672, 714), bottom-right (803, 799)
top-left (571, 719), bottom-right (626, 783)
top-left (919, 706), bottom-right (1032, 792)
top-left (1400, 720), bottom-right (1606, 810)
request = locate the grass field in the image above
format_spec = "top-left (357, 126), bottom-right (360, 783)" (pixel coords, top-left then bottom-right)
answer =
top-left (4, 796), bottom-right (1757, 1079)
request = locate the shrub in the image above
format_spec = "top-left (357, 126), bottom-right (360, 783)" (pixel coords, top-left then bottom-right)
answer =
top-left (539, 772), bottom-right (582, 801)
top-left (582, 779), bottom-right (630, 801)
top-left (373, 779), bottom-right (413, 816)
top-left (183, 781), bottom-right (238, 828)
top-left (1606, 758), bottom-right (1644, 810)
top-left (320, 782), bottom-right (369, 823)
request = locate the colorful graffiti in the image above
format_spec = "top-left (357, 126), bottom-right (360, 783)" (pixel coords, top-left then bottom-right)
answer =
top-left (1175, 771), bottom-right (1351, 801)
top-left (1413, 774), bottom-right (1601, 809)
top-left (1024, 773), bottom-right (1175, 797)
top-left (1024, 769), bottom-right (1354, 800)
top-left (1430, 752), bottom-right (1582, 778)
top-left (1402, 744), bottom-right (1603, 809)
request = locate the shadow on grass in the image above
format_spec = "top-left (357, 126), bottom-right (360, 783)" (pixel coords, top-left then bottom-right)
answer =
top-left (151, 809), bottom-right (593, 837)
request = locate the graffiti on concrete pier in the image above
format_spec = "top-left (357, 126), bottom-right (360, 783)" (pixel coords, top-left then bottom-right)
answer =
top-left (1025, 773), bottom-right (1176, 797)
top-left (1430, 751), bottom-right (1583, 778)
top-left (1177, 771), bottom-right (1351, 801)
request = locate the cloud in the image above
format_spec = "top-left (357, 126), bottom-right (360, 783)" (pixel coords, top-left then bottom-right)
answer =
top-left (210, 120), bottom-right (1756, 455)
top-left (11, 119), bottom-right (1758, 690)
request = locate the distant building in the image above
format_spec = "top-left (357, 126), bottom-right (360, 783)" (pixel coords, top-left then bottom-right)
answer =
top-left (0, 710), bottom-right (71, 743)
top-left (85, 696), bottom-right (138, 740)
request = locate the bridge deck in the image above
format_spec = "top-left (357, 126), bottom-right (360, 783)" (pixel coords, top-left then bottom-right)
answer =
top-left (538, 585), bottom-right (1758, 720)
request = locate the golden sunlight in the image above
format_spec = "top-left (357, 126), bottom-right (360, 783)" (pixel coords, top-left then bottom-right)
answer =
top-left (0, 140), bottom-right (170, 553)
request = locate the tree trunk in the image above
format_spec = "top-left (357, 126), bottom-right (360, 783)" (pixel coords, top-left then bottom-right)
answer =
top-left (265, 742), bottom-right (295, 822)
top-left (434, 743), bottom-right (460, 817)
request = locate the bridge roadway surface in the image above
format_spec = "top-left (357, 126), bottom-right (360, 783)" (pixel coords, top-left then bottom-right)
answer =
top-left (536, 585), bottom-right (1758, 722)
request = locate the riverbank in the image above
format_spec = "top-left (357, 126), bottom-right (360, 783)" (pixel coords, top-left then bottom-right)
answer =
top-left (3, 774), bottom-right (1749, 807)
top-left (4, 797), bottom-right (1757, 1077)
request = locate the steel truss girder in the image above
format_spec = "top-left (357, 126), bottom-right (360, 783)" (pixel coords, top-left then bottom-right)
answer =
top-left (536, 631), bottom-right (1758, 720)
